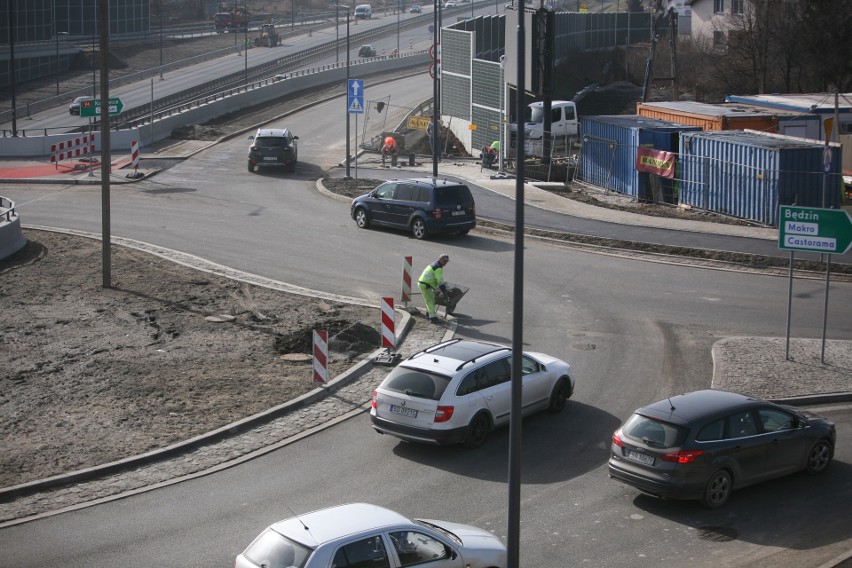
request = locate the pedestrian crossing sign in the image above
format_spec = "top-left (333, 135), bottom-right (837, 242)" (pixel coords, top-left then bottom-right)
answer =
top-left (347, 78), bottom-right (365, 114)
top-left (348, 97), bottom-right (364, 113)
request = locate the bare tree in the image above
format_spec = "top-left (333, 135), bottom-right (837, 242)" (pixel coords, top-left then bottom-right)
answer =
top-left (798, 0), bottom-right (852, 92)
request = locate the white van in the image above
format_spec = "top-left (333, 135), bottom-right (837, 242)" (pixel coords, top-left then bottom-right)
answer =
top-left (354, 4), bottom-right (372, 18)
top-left (511, 100), bottom-right (579, 156)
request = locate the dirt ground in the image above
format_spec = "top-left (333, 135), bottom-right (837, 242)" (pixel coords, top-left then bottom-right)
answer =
top-left (0, 230), bottom-right (382, 489)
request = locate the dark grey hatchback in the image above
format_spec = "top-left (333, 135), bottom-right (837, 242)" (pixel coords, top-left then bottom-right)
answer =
top-left (350, 178), bottom-right (476, 239)
top-left (608, 389), bottom-right (836, 508)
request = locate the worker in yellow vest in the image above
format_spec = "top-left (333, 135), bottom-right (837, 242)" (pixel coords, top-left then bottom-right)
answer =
top-left (418, 254), bottom-right (449, 323)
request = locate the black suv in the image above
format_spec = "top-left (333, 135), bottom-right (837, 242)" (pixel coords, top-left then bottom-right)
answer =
top-left (247, 128), bottom-right (299, 173)
top-left (350, 177), bottom-right (476, 239)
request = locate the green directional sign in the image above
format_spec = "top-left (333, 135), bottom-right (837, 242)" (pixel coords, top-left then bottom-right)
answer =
top-left (778, 206), bottom-right (852, 254)
top-left (80, 97), bottom-right (124, 117)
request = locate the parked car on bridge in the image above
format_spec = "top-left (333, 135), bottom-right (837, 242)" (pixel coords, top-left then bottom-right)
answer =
top-left (358, 44), bottom-right (377, 57)
top-left (68, 96), bottom-right (93, 116)
top-left (409, 3), bottom-right (422, 12)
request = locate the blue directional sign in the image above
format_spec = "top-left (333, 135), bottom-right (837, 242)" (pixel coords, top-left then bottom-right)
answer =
top-left (347, 79), bottom-right (365, 114)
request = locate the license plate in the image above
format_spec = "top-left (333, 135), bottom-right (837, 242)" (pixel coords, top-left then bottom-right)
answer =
top-left (451, 210), bottom-right (466, 216)
top-left (389, 404), bottom-right (417, 418)
top-left (627, 450), bottom-right (655, 466)
top-left (263, 157), bottom-right (279, 161)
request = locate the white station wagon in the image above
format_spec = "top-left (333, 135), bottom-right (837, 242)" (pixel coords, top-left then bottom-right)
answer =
top-left (371, 339), bottom-right (574, 448)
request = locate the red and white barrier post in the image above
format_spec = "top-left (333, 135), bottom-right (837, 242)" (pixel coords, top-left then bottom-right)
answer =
top-left (131, 140), bottom-right (140, 173)
top-left (312, 329), bottom-right (328, 383)
top-left (401, 256), bottom-right (412, 305)
top-left (374, 297), bottom-right (401, 365)
top-left (381, 297), bottom-right (395, 349)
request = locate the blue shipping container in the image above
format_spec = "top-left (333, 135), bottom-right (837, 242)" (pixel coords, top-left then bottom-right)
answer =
top-left (679, 130), bottom-right (842, 227)
top-left (579, 115), bottom-right (701, 200)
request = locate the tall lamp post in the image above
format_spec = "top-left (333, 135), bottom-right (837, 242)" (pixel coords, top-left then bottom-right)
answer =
top-left (8, 0), bottom-right (17, 136)
top-left (159, 0), bottom-right (164, 80)
top-left (56, 32), bottom-right (68, 95)
top-left (337, 5), bottom-right (351, 177)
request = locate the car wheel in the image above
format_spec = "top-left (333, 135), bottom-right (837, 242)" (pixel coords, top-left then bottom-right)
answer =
top-left (700, 469), bottom-right (732, 509)
top-left (463, 413), bottom-right (491, 449)
top-left (411, 218), bottom-right (427, 240)
top-left (547, 377), bottom-right (571, 413)
top-left (247, 162), bottom-right (254, 173)
top-left (458, 229), bottom-right (470, 235)
top-left (806, 440), bottom-right (832, 474)
top-left (355, 208), bottom-right (371, 229)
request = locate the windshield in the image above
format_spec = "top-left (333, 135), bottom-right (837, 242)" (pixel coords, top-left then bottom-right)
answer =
top-left (525, 106), bottom-right (544, 124)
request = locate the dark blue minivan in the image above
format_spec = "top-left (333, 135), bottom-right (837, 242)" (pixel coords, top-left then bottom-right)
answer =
top-left (350, 178), bottom-right (476, 239)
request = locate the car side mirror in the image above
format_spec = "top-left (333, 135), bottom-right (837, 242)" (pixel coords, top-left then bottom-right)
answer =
top-left (293, 135), bottom-right (299, 140)
top-left (248, 136), bottom-right (255, 141)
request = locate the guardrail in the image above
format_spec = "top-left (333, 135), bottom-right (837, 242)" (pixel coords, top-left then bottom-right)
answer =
top-left (0, 9), bottom-right (441, 128)
top-left (0, 196), bottom-right (17, 223)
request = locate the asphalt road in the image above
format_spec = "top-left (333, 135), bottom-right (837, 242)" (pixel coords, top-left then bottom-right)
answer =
top-left (2, 49), bottom-right (852, 568)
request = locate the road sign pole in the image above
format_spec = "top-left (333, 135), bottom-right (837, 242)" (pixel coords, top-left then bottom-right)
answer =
top-left (822, 258), bottom-right (831, 363)
top-left (88, 117), bottom-right (94, 177)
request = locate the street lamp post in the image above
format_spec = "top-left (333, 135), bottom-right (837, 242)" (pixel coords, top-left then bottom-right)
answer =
top-left (343, 6), bottom-right (351, 178)
top-left (92, 32), bottom-right (97, 98)
top-left (336, 4), bottom-right (339, 64)
top-left (55, 32), bottom-right (68, 95)
top-left (498, 54), bottom-right (506, 174)
top-left (159, 0), bottom-right (164, 80)
top-left (397, 0), bottom-right (400, 55)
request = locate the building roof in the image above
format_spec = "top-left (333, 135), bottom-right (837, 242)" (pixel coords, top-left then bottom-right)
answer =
top-left (725, 93), bottom-right (852, 114)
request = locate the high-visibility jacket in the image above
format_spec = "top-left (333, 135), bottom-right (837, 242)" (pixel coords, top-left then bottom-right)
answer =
top-left (418, 261), bottom-right (445, 289)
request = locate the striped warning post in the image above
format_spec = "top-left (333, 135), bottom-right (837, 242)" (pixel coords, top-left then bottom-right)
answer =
top-left (401, 256), bottom-right (412, 303)
top-left (131, 140), bottom-right (140, 171)
top-left (381, 297), bottom-right (395, 349)
top-left (312, 329), bottom-right (328, 383)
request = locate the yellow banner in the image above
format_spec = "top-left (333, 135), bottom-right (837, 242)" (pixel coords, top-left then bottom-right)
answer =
top-left (407, 116), bottom-right (432, 131)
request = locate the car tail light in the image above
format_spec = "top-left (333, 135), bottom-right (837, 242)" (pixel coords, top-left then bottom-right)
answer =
top-left (371, 391), bottom-right (378, 409)
top-left (662, 450), bottom-right (704, 464)
top-left (612, 431), bottom-right (624, 447)
top-left (432, 208), bottom-right (442, 220)
top-left (471, 204), bottom-right (476, 216)
top-left (434, 405), bottom-right (454, 422)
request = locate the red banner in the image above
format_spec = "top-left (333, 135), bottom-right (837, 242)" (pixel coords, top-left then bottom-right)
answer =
top-left (636, 147), bottom-right (676, 179)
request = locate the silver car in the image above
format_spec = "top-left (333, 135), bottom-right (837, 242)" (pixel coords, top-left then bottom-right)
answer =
top-left (235, 502), bottom-right (507, 568)
top-left (371, 339), bottom-right (574, 448)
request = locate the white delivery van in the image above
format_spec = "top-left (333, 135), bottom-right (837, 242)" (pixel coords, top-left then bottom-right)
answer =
top-left (511, 100), bottom-right (579, 156)
top-left (354, 4), bottom-right (372, 18)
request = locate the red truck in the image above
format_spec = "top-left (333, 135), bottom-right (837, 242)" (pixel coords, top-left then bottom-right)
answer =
top-left (213, 10), bottom-right (249, 32)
